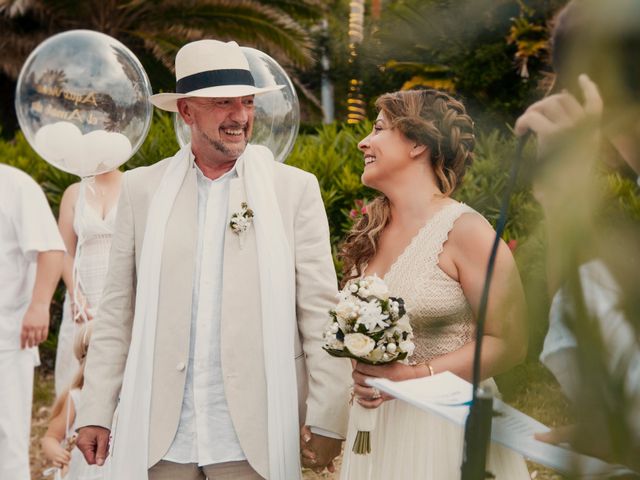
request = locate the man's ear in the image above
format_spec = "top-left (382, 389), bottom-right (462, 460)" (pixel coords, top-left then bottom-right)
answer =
top-left (177, 99), bottom-right (193, 125)
top-left (410, 144), bottom-right (428, 158)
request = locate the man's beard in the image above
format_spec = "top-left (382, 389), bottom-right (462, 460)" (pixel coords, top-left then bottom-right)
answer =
top-left (202, 130), bottom-right (248, 158)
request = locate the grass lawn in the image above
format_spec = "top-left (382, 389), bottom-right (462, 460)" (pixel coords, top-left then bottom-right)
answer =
top-left (30, 361), bottom-right (570, 480)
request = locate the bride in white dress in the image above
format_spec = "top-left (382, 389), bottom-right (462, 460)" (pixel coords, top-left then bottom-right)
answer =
top-left (339, 89), bottom-right (530, 479)
top-left (54, 169), bottom-right (122, 395)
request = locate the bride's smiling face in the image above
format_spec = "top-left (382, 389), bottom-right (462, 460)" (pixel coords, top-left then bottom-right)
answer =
top-left (358, 111), bottom-right (417, 191)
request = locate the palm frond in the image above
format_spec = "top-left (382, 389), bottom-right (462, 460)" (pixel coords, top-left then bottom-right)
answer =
top-left (153, 0), bottom-right (314, 66)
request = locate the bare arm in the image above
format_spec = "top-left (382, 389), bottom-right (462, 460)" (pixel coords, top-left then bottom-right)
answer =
top-left (41, 392), bottom-right (74, 468)
top-left (58, 183), bottom-right (92, 320)
top-left (21, 249), bottom-right (63, 348)
top-left (428, 213), bottom-right (528, 380)
top-left (58, 183), bottom-right (79, 293)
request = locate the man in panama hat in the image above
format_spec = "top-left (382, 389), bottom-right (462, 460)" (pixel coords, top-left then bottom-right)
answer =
top-left (76, 39), bottom-right (351, 480)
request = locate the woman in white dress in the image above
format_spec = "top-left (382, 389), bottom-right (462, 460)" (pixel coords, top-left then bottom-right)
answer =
top-left (339, 89), bottom-right (529, 479)
top-left (54, 169), bottom-right (122, 395)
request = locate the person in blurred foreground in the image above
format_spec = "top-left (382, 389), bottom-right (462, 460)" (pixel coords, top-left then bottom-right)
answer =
top-left (340, 89), bottom-right (529, 479)
top-left (515, 0), bottom-right (640, 472)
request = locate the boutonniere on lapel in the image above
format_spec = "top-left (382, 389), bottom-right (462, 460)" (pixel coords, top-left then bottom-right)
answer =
top-left (229, 202), bottom-right (254, 249)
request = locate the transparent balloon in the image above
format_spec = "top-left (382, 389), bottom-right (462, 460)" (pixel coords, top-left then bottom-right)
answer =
top-left (174, 47), bottom-right (299, 163)
top-left (15, 30), bottom-right (152, 177)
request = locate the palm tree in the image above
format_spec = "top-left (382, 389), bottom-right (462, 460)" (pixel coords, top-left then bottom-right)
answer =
top-left (0, 0), bottom-right (324, 134)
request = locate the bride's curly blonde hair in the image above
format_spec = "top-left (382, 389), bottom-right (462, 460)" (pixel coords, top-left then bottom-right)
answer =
top-left (340, 89), bottom-right (476, 285)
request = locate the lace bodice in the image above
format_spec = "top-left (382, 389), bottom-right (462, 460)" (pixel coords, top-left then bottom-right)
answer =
top-left (384, 202), bottom-right (483, 363)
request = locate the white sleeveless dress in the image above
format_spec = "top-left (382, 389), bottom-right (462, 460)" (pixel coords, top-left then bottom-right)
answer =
top-left (54, 182), bottom-right (117, 395)
top-left (340, 202), bottom-right (529, 479)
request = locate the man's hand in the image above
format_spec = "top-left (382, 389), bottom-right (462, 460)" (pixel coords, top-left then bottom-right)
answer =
top-left (300, 425), bottom-right (342, 474)
top-left (76, 426), bottom-right (111, 466)
top-left (21, 302), bottom-right (50, 348)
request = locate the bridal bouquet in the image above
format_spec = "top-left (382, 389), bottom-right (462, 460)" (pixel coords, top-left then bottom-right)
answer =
top-left (323, 275), bottom-right (414, 454)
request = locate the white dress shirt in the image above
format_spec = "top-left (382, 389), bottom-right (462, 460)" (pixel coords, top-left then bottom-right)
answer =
top-left (164, 158), bottom-right (246, 465)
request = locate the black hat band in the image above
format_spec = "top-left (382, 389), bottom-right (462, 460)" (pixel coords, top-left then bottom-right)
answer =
top-left (176, 69), bottom-right (256, 94)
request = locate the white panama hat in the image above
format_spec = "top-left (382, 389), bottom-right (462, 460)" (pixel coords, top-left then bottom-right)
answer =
top-left (149, 39), bottom-right (284, 112)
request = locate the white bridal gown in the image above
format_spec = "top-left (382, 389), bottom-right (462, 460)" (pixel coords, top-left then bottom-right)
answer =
top-left (340, 202), bottom-right (529, 480)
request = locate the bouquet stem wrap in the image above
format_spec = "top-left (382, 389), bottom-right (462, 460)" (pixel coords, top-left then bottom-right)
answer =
top-left (351, 401), bottom-right (377, 454)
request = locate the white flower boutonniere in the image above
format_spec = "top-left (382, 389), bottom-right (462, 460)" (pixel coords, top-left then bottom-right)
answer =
top-left (230, 202), bottom-right (254, 248)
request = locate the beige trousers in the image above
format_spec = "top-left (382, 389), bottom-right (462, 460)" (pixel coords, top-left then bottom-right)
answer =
top-left (148, 460), bottom-right (263, 480)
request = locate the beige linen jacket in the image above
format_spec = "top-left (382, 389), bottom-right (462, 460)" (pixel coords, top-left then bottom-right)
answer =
top-left (76, 153), bottom-right (352, 478)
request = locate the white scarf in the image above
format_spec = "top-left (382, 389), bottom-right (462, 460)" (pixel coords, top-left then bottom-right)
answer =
top-left (107, 143), bottom-right (300, 480)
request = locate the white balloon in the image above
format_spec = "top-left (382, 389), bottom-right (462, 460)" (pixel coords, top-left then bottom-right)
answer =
top-left (15, 30), bottom-right (152, 176)
top-left (34, 121), bottom-right (83, 165)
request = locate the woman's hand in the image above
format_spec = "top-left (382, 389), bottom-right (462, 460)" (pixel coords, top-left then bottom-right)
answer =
top-left (352, 361), bottom-right (420, 409)
top-left (41, 436), bottom-right (71, 468)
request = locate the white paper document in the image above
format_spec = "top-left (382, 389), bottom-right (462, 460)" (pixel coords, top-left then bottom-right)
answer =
top-left (368, 371), bottom-right (636, 478)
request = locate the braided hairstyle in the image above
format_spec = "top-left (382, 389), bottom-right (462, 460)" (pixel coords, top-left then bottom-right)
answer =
top-left (340, 89), bottom-right (475, 285)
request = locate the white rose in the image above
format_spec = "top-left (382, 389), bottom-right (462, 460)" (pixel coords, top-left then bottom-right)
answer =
top-left (349, 283), bottom-right (359, 293)
top-left (367, 276), bottom-right (390, 300)
top-left (344, 333), bottom-right (375, 357)
top-left (386, 343), bottom-right (397, 354)
top-left (399, 340), bottom-right (415, 356)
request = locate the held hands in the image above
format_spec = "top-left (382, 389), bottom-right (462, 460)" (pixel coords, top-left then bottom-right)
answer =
top-left (300, 425), bottom-right (342, 474)
top-left (20, 301), bottom-right (50, 348)
top-left (76, 426), bottom-right (110, 466)
top-left (41, 436), bottom-right (71, 469)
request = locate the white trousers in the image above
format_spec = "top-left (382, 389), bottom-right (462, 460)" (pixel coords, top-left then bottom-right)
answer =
top-left (0, 348), bottom-right (37, 480)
